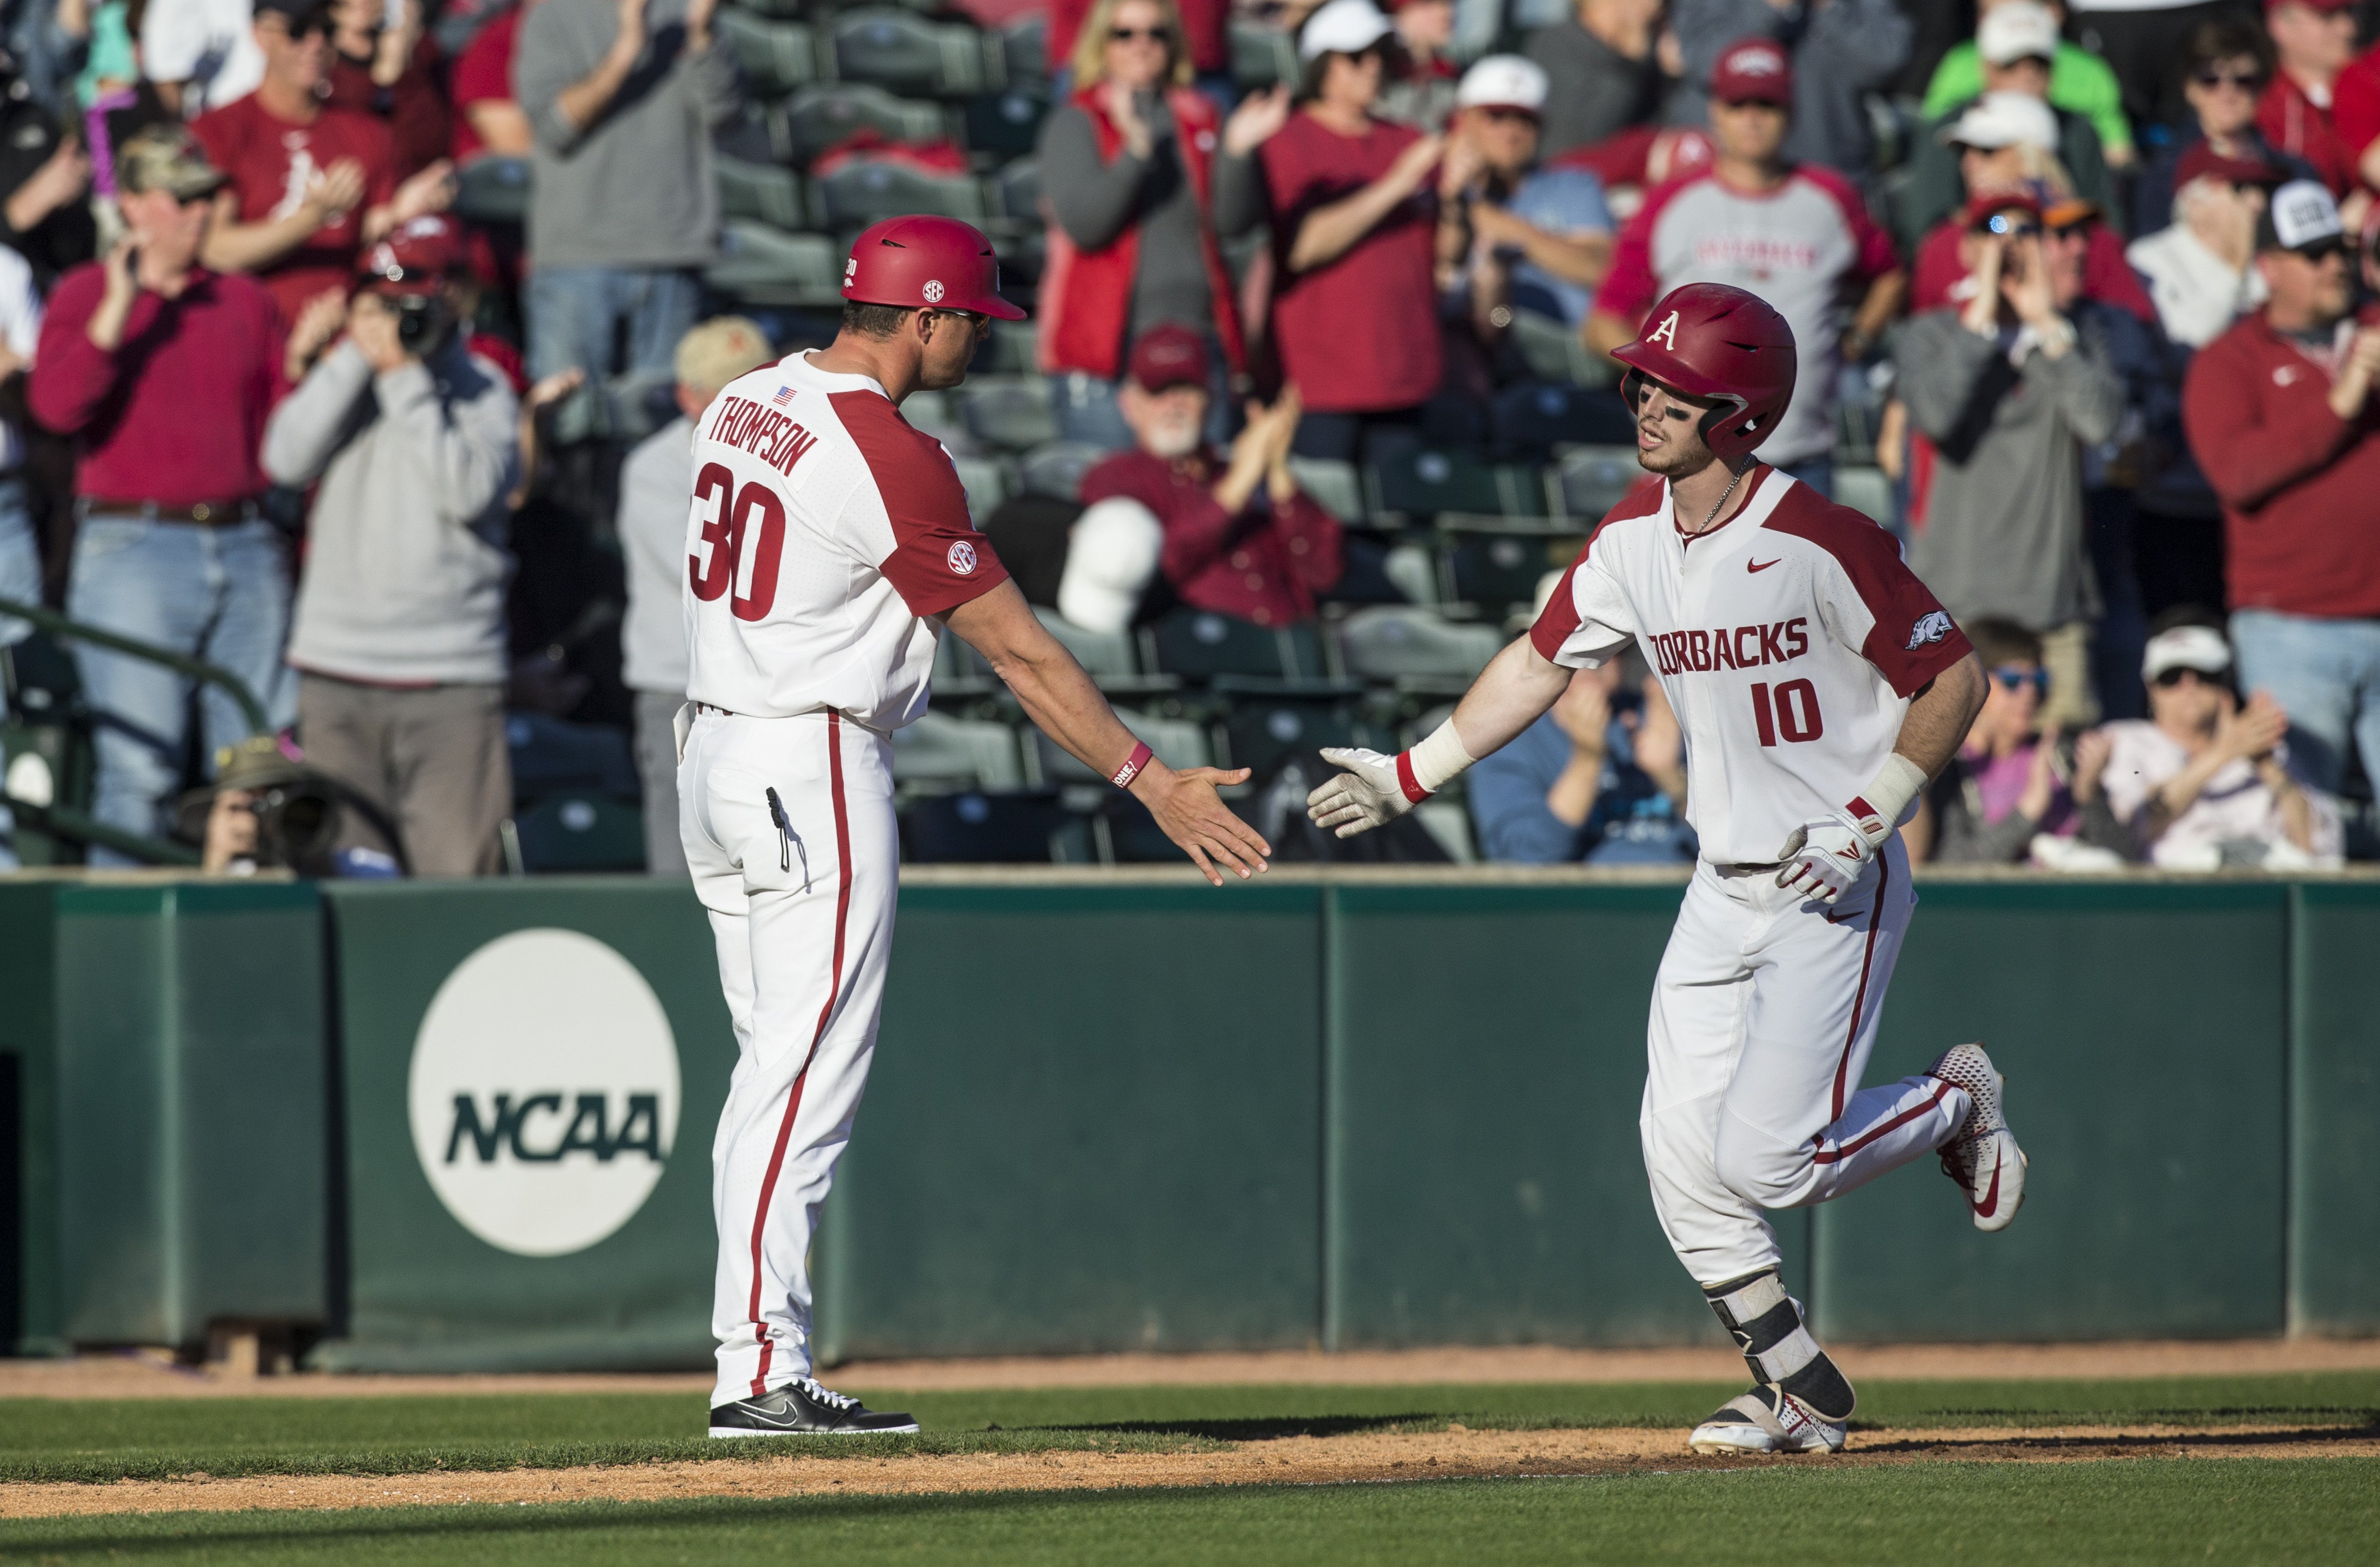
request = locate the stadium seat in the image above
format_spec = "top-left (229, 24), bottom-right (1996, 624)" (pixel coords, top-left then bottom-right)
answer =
top-left (994, 157), bottom-right (1040, 221)
top-left (831, 8), bottom-right (1003, 97)
top-left (703, 221), bottom-right (844, 307)
top-left (1147, 607), bottom-right (1329, 680)
top-left (452, 154), bottom-right (528, 223)
top-left (779, 83), bottom-right (953, 165)
top-left (1001, 16), bottom-right (1047, 86)
top-left (958, 377), bottom-right (1058, 451)
top-left (810, 157), bottom-right (992, 229)
top-left (901, 388), bottom-right (963, 447)
top-left (1508, 308), bottom-right (1618, 387)
top-left (1034, 706), bottom-right (1211, 783)
top-left (1491, 382), bottom-right (1633, 454)
top-left (1220, 691), bottom-right (1376, 779)
top-left (1367, 448), bottom-right (1544, 517)
top-left (512, 792), bottom-right (645, 872)
top-left (900, 790), bottom-right (1071, 862)
top-left (1554, 444), bottom-right (1644, 520)
top-left (718, 10), bottom-right (817, 96)
top-left (963, 89), bottom-right (1048, 157)
top-left (1015, 439), bottom-right (1105, 501)
top-left (1033, 606), bottom-right (1138, 681)
top-left (889, 708), bottom-right (1024, 790)
top-left (948, 454), bottom-right (1013, 521)
top-left (1285, 456), bottom-right (1363, 522)
top-left (1335, 605), bottom-right (1503, 684)
top-left (976, 316), bottom-right (1038, 374)
top-left (1229, 21), bottom-right (1297, 89)
top-left (1834, 464), bottom-right (1893, 525)
top-left (1440, 525), bottom-right (1585, 613)
top-left (725, 0), bottom-right (804, 19)
top-left (715, 154), bottom-right (805, 230)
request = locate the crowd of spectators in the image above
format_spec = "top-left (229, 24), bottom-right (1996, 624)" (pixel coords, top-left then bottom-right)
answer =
top-left (0, 0), bottom-right (2369, 876)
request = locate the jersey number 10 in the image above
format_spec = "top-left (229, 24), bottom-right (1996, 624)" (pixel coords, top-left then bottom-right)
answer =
top-left (689, 462), bottom-right (786, 623)
top-left (1749, 679), bottom-right (1824, 745)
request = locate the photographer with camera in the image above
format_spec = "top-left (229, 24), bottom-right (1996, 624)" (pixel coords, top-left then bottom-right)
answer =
top-left (263, 213), bottom-right (521, 878)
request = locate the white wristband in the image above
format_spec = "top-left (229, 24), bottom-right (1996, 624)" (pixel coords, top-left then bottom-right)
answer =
top-left (1846, 753), bottom-right (1929, 845)
top-left (1407, 718), bottom-right (1477, 796)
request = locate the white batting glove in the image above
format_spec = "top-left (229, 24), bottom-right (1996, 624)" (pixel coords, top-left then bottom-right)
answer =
top-left (1775, 810), bottom-right (1876, 904)
top-left (1306, 747), bottom-right (1415, 839)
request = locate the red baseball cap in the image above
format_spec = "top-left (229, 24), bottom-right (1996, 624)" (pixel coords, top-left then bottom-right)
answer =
top-left (1127, 325), bottom-right (1210, 393)
top-left (1710, 39), bottom-right (1793, 107)
top-left (843, 215), bottom-right (1028, 321)
top-left (1962, 189), bottom-right (2044, 228)
top-left (357, 214), bottom-right (463, 294)
top-left (2175, 142), bottom-right (2287, 189)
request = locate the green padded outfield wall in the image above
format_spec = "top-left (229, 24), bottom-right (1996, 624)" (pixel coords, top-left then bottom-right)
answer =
top-left (1323, 878), bottom-right (1807, 1349)
top-left (814, 881), bottom-right (1324, 1361)
top-left (318, 880), bottom-right (734, 1371)
top-left (1811, 881), bottom-right (2290, 1342)
top-left (2290, 882), bottom-right (2380, 1334)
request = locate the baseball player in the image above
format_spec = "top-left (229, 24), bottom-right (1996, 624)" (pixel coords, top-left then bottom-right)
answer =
top-left (686, 216), bottom-right (1273, 1438)
top-left (1309, 284), bottom-right (2027, 1457)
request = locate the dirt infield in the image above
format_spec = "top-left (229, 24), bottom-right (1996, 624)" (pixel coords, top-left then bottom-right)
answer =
top-left (3, 1422), bottom-right (2374, 1520)
top-left (9, 1339), bottom-right (2380, 1400)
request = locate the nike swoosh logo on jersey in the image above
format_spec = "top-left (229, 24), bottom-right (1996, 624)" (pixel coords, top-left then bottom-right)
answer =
top-left (1747, 558), bottom-right (1781, 573)
top-left (1972, 1147), bottom-right (2002, 1217)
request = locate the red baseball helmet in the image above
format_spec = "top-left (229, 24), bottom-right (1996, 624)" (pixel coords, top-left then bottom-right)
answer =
top-left (1611, 283), bottom-right (1797, 462)
top-left (843, 215), bottom-right (1027, 321)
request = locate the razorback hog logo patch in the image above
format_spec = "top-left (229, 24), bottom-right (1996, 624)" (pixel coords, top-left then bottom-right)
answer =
top-left (1907, 610), bottom-right (1954, 650)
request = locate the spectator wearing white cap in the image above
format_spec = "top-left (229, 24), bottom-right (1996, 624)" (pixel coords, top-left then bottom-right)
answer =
top-left (1524, 0), bottom-right (1666, 161)
top-left (1923, 0), bottom-right (2135, 171)
top-left (2183, 179), bottom-right (2380, 825)
top-left (2093, 616), bottom-right (2342, 867)
top-left (616, 315), bottom-right (776, 876)
top-left (1661, 0), bottom-right (1910, 186)
top-left (1438, 54), bottom-right (1614, 334)
top-left (1900, 78), bottom-right (2113, 253)
top-left (1259, 0), bottom-right (1460, 461)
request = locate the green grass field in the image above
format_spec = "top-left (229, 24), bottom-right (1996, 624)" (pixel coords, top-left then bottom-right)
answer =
top-left (0, 1375), bottom-right (2371, 1565)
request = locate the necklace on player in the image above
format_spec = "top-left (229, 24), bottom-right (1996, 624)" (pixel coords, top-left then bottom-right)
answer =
top-left (1687, 463), bottom-right (1746, 537)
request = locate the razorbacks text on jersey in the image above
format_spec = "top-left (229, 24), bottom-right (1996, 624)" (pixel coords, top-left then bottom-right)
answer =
top-left (1530, 468), bottom-right (1973, 864)
top-left (682, 350), bottom-right (1005, 729)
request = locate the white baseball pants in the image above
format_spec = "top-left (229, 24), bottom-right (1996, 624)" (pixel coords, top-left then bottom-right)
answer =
top-left (1641, 839), bottom-right (1971, 1287)
top-left (682, 706), bottom-right (898, 1409)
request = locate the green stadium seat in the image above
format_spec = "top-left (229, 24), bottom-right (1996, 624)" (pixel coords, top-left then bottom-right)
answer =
top-left (1002, 16), bottom-right (1047, 86)
top-left (958, 377), bottom-right (1058, 452)
top-left (1508, 307), bottom-right (1617, 387)
top-left (900, 790), bottom-right (1072, 862)
top-left (717, 10), bottom-right (818, 96)
top-left (703, 221), bottom-right (844, 307)
top-left (715, 154), bottom-right (804, 230)
top-left (889, 708), bottom-right (1024, 790)
top-left (1334, 606), bottom-right (1503, 684)
top-left (1229, 22), bottom-right (1297, 89)
top-left (1286, 456), bottom-right (1363, 522)
top-left (780, 83), bottom-right (954, 165)
top-left (1834, 464), bottom-right (1893, 525)
top-left (1032, 606), bottom-right (1137, 680)
top-left (724, 0), bottom-right (804, 19)
top-left (514, 793), bottom-right (645, 873)
top-left (810, 157), bottom-right (991, 229)
top-left (831, 8), bottom-right (1003, 97)
top-left (452, 154), bottom-right (528, 223)
top-left (1147, 607), bottom-right (1329, 680)
top-left (948, 454), bottom-right (1013, 522)
top-left (900, 387), bottom-right (963, 447)
top-left (1016, 439), bottom-right (1104, 501)
top-left (994, 157), bottom-right (1040, 221)
top-left (1554, 444), bottom-right (1645, 520)
top-left (1367, 448), bottom-right (1545, 518)
top-left (1033, 707), bottom-right (1210, 783)
top-left (1221, 693), bottom-right (1375, 780)
top-left (963, 89), bottom-right (1048, 157)
top-left (977, 316), bottom-right (1039, 375)
top-left (1439, 524), bottom-right (1586, 614)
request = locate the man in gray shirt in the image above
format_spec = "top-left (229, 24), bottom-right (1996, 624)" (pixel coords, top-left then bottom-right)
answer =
top-left (1897, 195), bottom-right (2125, 727)
top-left (1664, 0), bottom-right (1909, 186)
top-left (1525, 0), bottom-right (1667, 160)
top-left (514, 0), bottom-right (742, 386)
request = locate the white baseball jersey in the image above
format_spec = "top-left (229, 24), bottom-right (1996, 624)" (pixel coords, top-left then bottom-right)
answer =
top-left (683, 351), bottom-right (1006, 730)
top-left (1530, 468), bottom-right (1972, 865)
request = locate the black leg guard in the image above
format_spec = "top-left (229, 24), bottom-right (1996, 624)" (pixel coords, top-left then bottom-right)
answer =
top-left (1701, 1268), bottom-right (1856, 1423)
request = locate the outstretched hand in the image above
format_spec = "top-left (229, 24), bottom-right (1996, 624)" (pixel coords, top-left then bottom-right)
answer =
top-left (1306, 746), bottom-right (1414, 839)
top-left (1133, 764), bottom-right (1271, 883)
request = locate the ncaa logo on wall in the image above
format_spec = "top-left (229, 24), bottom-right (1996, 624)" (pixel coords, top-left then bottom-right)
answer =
top-left (407, 929), bottom-right (681, 1257)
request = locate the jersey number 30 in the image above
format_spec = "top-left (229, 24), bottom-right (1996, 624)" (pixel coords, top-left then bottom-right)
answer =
top-left (1749, 679), bottom-right (1824, 745)
top-left (689, 462), bottom-right (785, 622)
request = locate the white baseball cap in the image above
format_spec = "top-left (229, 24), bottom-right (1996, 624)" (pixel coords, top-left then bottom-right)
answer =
top-left (1457, 54), bottom-right (1549, 114)
top-left (2141, 624), bottom-right (2233, 682)
top-left (2266, 178), bottom-right (2345, 251)
top-left (1939, 89), bottom-right (2059, 151)
top-left (1298, 0), bottom-right (1394, 60)
top-left (1978, 1), bottom-right (2060, 66)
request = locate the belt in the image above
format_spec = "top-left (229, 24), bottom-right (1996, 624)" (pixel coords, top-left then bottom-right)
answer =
top-left (81, 498), bottom-right (261, 525)
top-left (695, 702), bottom-right (737, 717)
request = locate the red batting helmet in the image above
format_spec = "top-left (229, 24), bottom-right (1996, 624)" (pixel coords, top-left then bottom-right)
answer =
top-left (1611, 283), bottom-right (1797, 462)
top-left (843, 215), bottom-right (1027, 321)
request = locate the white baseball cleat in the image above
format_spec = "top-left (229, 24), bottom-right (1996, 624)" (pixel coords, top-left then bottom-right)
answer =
top-left (1928, 1042), bottom-right (2028, 1232)
top-left (1688, 1386), bottom-right (1847, 1455)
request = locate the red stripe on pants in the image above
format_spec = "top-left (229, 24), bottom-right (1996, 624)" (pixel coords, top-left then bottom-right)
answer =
top-left (746, 710), bottom-right (852, 1399)
top-left (1811, 1079), bottom-right (1949, 1164)
top-left (1830, 853), bottom-right (1889, 1119)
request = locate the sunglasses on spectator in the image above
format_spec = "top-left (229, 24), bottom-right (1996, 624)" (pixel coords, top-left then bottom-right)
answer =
top-left (2293, 238), bottom-right (2350, 262)
top-left (1974, 212), bottom-right (2043, 239)
top-left (1109, 24), bottom-right (1171, 42)
top-left (2152, 667), bottom-right (2224, 688)
top-left (2193, 67), bottom-right (2264, 90)
top-left (1990, 666), bottom-right (2049, 695)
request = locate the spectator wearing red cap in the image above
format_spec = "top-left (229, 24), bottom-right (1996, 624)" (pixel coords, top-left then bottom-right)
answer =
top-left (191, 0), bottom-right (455, 326)
top-left (1036, 0), bottom-right (1279, 450)
top-left (30, 125), bottom-right (291, 862)
top-left (1259, 0), bottom-right (1459, 461)
top-left (2184, 179), bottom-right (2380, 810)
top-left (1910, 185), bottom-right (2156, 323)
top-left (1662, 0), bottom-right (1911, 186)
top-left (2258, 0), bottom-right (2357, 195)
top-left (1069, 325), bottom-right (1343, 630)
top-left (2129, 145), bottom-right (2282, 347)
top-left (260, 213), bottom-right (523, 877)
top-left (1587, 39), bottom-right (1904, 495)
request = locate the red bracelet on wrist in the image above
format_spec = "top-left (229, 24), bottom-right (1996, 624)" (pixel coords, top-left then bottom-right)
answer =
top-left (1110, 741), bottom-right (1154, 789)
top-left (1394, 751), bottom-right (1431, 805)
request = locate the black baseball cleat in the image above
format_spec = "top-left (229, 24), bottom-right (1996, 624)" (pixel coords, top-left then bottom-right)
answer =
top-left (708, 1377), bottom-right (920, 1437)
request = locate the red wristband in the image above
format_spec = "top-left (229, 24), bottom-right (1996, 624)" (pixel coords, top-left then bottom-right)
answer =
top-left (1110, 741), bottom-right (1154, 788)
top-left (1394, 751), bottom-right (1431, 804)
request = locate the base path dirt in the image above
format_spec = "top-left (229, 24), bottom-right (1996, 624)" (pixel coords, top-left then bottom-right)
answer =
top-left (4, 1423), bottom-right (2377, 1521)
top-left (11, 1340), bottom-right (2380, 1400)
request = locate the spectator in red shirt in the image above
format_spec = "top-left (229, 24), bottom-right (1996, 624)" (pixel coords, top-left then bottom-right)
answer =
top-left (2182, 178), bottom-right (2380, 805)
top-left (450, 0), bottom-right (532, 163)
top-left (1260, 0), bottom-right (1459, 462)
top-left (1066, 326), bottom-right (1343, 632)
top-left (324, 0), bottom-right (455, 180)
top-left (2258, 0), bottom-right (2357, 195)
top-left (193, 0), bottom-right (454, 326)
top-left (2327, 35), bottom-right (2380, 195)
top-left (28, 126), bottom-right (291, 863)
